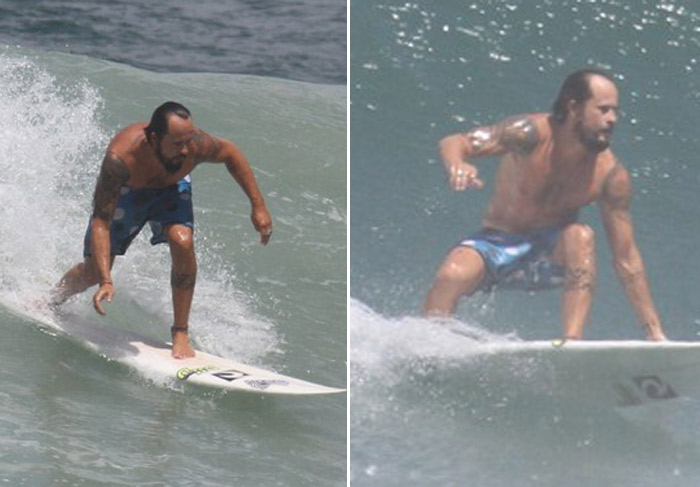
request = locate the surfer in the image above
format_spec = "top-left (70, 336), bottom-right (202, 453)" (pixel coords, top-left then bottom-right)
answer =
top-left (423, 69), bottom-right (667, 341)
top-left (50, 102), bottom-right (272, 358)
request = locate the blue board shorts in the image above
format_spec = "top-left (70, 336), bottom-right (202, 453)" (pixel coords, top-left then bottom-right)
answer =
top-left (83, 176), bottom-right (194, 257)
top-left (458, 227), bottom-right (565, 292)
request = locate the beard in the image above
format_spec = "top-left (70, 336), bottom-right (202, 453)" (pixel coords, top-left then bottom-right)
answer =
top-left (575, 120), bottom-right (613, 152)
top-left (155, 143), bottom-right (185, 174)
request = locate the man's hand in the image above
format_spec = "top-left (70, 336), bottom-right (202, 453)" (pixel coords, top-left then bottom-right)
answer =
top-left (448, 162), bottom-right (484, 191)
top-left (93, 282), bottom-right (115, 316)
top-left (251, 205), bottom-right (273, 245)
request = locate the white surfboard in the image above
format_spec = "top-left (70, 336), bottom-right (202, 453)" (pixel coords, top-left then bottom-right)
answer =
top-left (470, 339), bottom-right (700, 408)
top-left (126, 340), bottom-right (346, 395)
top-left (12, 304), bottom-right (344, 395)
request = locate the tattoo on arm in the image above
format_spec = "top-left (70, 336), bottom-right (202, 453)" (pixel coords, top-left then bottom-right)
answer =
top-left (192, 130), bottom-right (222, 164)
top-left (462, 115), bottom-right (539, 156)
top-left (92, 152), bottom-right (130, 221)
top-left (600, 161), bottom-right (634, 233)
top-left (171, 270), bottom-right (197, 290)
top-left (601, 162), bottom-right (630, 210)
top-left (602, 160), bottom-right (646, 288)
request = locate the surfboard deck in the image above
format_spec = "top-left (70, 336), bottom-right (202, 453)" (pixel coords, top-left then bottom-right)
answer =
top-left (133, 340), bottom-right (346, 395)
top-left (464, 339), bottom-right (700, 408)
top-left (10, 303), bottom-right (344, 396)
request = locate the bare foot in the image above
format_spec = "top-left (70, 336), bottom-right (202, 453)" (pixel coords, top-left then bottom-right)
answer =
top-left (644, 324), bottom-right (668, 341)
top-left (171, 329), bottom-right (195, 359)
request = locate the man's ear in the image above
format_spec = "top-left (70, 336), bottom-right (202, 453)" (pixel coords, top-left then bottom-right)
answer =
top-left (567, 98), bottom-right (582, 119)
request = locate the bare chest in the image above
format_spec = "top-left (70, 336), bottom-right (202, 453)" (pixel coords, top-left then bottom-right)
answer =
top-left (530, 175), bottom-right (597, 212)
top-left (501, 154), bottom-right (604, 215)
top-left (126, 158), bottom-right (197, 189)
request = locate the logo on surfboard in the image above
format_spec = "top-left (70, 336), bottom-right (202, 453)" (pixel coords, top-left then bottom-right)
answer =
top-left (244, 379), bottom-right (290, 390)
top-left (211, 369), bottom-right (248, 382)
top-left (176, 365), bottom-right (218, 380)
top-left (613, 374), bottom-right (678, 407)
top-left (176, 366), bottom-right (251, 383)
top-left (176, 366), bottom-right (290, 390)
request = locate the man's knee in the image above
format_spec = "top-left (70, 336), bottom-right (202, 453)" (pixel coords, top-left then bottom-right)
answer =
top-left (562, 223), bottom-right (595, 251)
top-left (559, 225), bottom-right (597, 291)
top-left (435, 248), bottom-right (485, 287)
top-left (167, 225), bottom-right (195, 254)
top-left (436, 261), bottom-right (469, 284)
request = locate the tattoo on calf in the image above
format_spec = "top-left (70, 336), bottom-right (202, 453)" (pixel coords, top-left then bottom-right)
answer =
top-left (564, 267), bottom-right (595, 292)
top-left (171, 270), bottom-right (197, 290)
top-left (619, 267), bottom-right (643, 286)
top-left (92, 152), bottom-right (130, 221)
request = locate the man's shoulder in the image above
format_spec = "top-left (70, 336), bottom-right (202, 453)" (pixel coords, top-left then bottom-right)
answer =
top-left (528, 112), bottom-right (550, 122)
top-left (598, 150), bottom-right (626, 177)
top-left (107, 123), bottom-right (147, 159)
top-left (494, 112), bottom-right (549, 154)
top-left (113, 122), bottom-right (147, 138)
top-left (500, 112), bottom-right (549, 129)
top-left (526, 112), bottom-right (553, 138)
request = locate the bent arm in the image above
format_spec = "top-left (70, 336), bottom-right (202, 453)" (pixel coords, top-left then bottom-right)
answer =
top-left (439, 114), bottom-right (541, 191)
top-left (599, 164), bottom-right (666, 340)
top-left (193, 130), bottom-right (272, 243)
top-left (220, 140), bottom-right (267, 209)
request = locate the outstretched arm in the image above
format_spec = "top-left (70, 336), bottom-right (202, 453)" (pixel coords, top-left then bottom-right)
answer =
top-left (91, 151), bottom-right (130, 315)
top-left (439, 114), bottom-right (540, 191)
top-left (599, 162), bottom-right (666, 340)
top-left (193, 130), bottom-right (272, 244)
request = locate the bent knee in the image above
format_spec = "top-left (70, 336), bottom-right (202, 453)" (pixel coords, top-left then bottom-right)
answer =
top-left (435, 248), bottom-right (486, 285)
top-left (562, 223), bottom-right (596, 250)
top-left (167, 226), bottom-right (195, 252)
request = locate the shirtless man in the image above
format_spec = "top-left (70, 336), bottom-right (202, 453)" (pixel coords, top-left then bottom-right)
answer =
top-left (51, 101), bottom-right (273, 358)
top-left (423, 69), bottom-right (667, 341)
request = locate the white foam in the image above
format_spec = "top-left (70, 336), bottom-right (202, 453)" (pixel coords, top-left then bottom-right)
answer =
top-left (349, 298), bottom-right (520, 386)
top-left (0, 54), bottom-right (106, 305)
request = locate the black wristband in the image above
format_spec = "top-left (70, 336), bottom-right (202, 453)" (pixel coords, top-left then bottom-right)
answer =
top-left (171, 326), bottom-right (189, 333)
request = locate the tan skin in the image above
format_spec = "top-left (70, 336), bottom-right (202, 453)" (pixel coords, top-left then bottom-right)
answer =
top-left (52, 114), bottom-right (273, 358)
top-left (423, 75), bottom-right (667, 341)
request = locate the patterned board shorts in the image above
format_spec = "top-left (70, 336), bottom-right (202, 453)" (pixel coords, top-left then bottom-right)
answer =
top-left (458, 226), bottom-right (565, 293)
top-left (83, 176), bottom-right (194, 257)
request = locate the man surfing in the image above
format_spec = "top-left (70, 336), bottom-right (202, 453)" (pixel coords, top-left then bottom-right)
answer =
top-left (423, 69), bottom-right (667, 341)
top-left (51, 102), bottom-right (272, 358)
